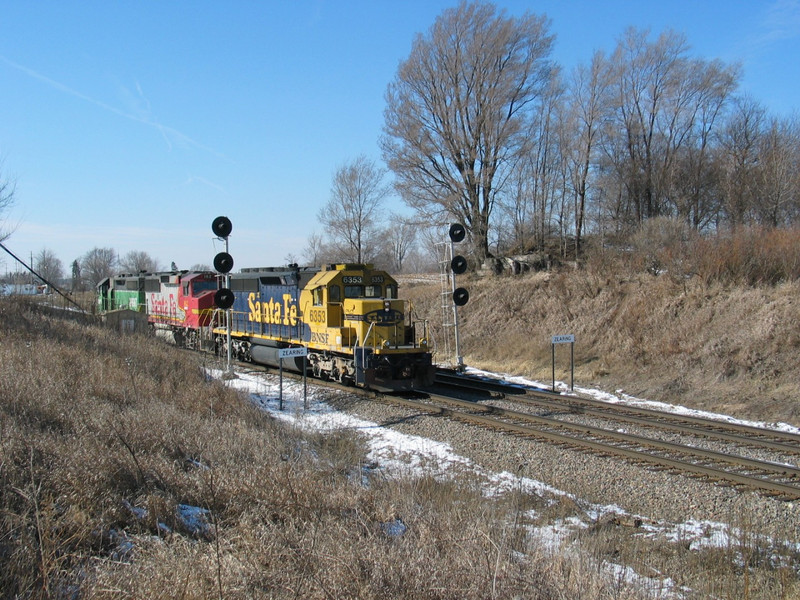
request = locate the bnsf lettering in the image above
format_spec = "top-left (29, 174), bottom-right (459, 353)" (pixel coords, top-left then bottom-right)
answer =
top-left (248, 293), bottom-right (298, 326)
top-left (310, 331), bottom-right (329, 344)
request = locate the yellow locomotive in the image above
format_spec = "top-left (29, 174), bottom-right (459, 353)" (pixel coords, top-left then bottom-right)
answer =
top-left (212, 263), bottom-right (434, 389)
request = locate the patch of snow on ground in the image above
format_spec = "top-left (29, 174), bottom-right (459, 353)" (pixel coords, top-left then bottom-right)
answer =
top-left (211, 367), bottom-right (797, 598)
top-left (466, 367), bottom-right (800, 435)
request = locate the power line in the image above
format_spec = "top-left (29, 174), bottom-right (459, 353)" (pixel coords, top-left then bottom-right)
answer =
top-left (0, 241), bottom-right (87, 313)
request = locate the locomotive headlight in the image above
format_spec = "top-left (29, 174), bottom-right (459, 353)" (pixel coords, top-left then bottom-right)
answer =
top-left (383, 340), bottom-right (390, 348)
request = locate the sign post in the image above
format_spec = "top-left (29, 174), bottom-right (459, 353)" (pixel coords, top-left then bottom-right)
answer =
top-left (278, 347), bottom-right (308, 410)
top-left (551, 334), bottom-right (575, 392)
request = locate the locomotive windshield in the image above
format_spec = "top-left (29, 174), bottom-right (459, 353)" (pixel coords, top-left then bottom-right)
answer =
top-left (345, 285), bottom-right (383, 298)
top-left (193, 280), bottom-right (217, 294)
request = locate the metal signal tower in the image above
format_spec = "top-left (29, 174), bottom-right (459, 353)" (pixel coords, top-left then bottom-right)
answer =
top-left (437, 223), bottom-right (469, 371)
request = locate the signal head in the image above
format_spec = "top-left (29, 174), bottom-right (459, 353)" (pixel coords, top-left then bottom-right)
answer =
top-left (213, 252), bottom-right (234, 274)
top-left (214, 288), bottom-right (235, 309)
top-left (451, 255), bottom-right (468, 274)
top-left (212, 216), bottom-right (233, 239)
top-left (452, 287), bottom-right (469, 306)
top-left (449, 223), bottom-right (466, 243)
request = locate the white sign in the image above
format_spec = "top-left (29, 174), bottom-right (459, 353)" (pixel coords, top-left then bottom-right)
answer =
top-left (278, 347), bottom-right (308, 359)
top-left (551, 334), bottom-right (575, 344)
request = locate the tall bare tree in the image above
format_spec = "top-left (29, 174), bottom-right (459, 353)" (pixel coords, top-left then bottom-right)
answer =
top-left (302, 231), bottom-right (326, 267)
top-left (34, 248), bottom-right (63, 286)
top-left (382, 1), bottom-right (555, 266)
top-left (605, 28), bottom-right (739, 227)
top-left (318, 155), bottom-right (389, 264)
top-left (119, 250), bottom-right (159, 274)
top-left (0, 159), bottom-right (16, 242)
top-left (754, 115), bottom-right (800, 227)
top-left (383, 217), bottom-right (418, 273)
top-left (564, 51), bottom-right (612, 256)
top-left (717, 96), bottom-right (765, 227)
top-left (81, 247), bottom-right (117, 288)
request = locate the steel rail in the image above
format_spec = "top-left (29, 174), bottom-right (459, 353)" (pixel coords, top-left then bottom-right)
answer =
top-left (523, 388), bottom-right (800, 446)
top-left (433, 372), bottom-right (800, 455)
top-left (502, 393), bottom-right (800, 456)
top-left (381, 393), bottom-right (800, 499)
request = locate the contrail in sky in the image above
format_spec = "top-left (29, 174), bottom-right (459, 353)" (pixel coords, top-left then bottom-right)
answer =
top-left (0, 54), bottom-right (226, 159)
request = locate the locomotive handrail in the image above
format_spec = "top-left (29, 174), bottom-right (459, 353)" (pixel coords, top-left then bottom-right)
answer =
top-left (359, 321), bottom-right (376, 351)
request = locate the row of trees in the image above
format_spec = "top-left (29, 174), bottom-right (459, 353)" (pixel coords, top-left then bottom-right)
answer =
top-left (312, 2), bottom-right (800, 269)
top-left (0, 247), bottom-right (173, 291)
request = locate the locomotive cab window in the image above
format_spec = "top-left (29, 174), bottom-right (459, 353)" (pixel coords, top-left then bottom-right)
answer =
top-left (365, 285), bottom-right (381, 298)
top-left (344, 285), bottom-right (363, 298)
top-left (329, 285), bottom-right (341, 302)
top-left (385, 284), bottom-right (397, 299)
top-left (312, 287), bottom-right (324, 306)
top-left (193, 280), bottom-right (217, 294)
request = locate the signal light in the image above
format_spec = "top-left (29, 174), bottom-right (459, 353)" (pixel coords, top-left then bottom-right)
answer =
top-left (214, 288), bottom-right (234, 309)
top-left (213, 252), bottom-right (234, 274)
top-left (212, 217), bottom-right (234, 309)
top-left (449, 223), bottom-right (469, 306)
top-left (212, 216), bottom-right (232, 239)
top-left (451, 255), bottom-right (467, 275)
top-left (453, 287), bottom-right (469, 306)
top-left (449, 223), bottom-right (466, 243)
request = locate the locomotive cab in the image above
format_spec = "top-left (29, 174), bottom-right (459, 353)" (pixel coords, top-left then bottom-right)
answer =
top-left (97, 273), bottom-right (147, 313)
top-left (299, 264), bottom-right (433, 388)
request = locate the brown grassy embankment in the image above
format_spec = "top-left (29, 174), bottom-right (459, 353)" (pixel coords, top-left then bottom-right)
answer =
top-left (404, 226), bottom-right (800, 426)
top-left (0, 297), bottom-right (646, 599)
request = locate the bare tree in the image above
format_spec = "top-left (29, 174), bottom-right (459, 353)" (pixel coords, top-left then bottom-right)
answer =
top-left (717, 96), bottom-right (766, 227)
top-left (383, 217), bottom-right (419, 273)
top-left (81, 247), bottom-right (117, 288)
top-left (318, 155), bottom-right (389, 264)
top-left (71, 260), bottom-right (82, 291)
top-left (753, 115), bottom-right (800, 226)
top-left (119, 250), bottom-right (159, 274)
top-left (34, 248), bottom-right (63, 286)
top-left (563, 51), bottom-right (613, 257)
top-left (0, 159), bottom-right (16, 242)
top-left (605, 28), bottom-right (739, 227)
top-left (382, 1), bottom-right (555, 266)
top-left (526, 72), bottom-right (566, 252)
top-left (302, 231), bottom-right (326, 267)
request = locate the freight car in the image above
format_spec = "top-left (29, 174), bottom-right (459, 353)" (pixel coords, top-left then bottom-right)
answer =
top-left (98, 263), bottom-right (434, 389)
top-left (214, 263), bottom-right (434, 389)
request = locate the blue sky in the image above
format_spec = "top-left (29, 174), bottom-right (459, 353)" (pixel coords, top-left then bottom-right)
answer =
top-left (1, 1), bottom-right (798, 274)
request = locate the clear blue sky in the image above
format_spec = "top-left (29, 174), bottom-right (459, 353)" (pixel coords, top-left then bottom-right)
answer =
top-left (1, 1), bottom-right (798, 274)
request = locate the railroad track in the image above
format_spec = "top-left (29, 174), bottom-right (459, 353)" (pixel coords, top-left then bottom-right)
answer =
top-left (435, 370), bottom-right (800, 455)
top-left (229, 363), bottom-right (800, 499)
top-left (416, 371), bottom-right (800, 499)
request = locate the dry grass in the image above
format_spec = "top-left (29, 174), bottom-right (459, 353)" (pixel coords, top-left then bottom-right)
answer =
top-left (405, 226), bottom-right (800, 426)
top-left (1, 297), bottom-right (655, 599)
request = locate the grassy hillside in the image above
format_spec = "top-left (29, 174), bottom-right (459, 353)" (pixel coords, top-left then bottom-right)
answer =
top-left (403, 264), bottom-right (800, 426)
top-left (1, 297), bottom-right (643, 599)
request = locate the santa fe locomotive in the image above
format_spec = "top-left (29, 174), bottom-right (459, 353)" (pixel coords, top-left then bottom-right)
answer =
top-left (97, 263), bottom-right (434, 389)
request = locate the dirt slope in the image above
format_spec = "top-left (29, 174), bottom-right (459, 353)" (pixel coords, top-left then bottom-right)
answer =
top-left (401, 271), bottom-right (800, 426)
